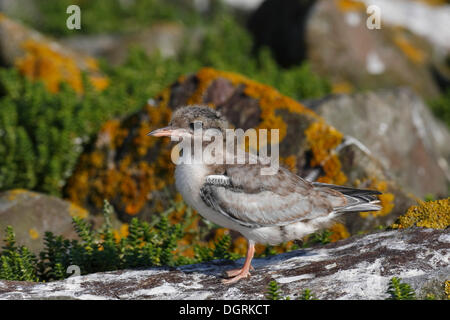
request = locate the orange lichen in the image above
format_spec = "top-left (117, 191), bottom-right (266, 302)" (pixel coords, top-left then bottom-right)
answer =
top-left (66, 97), bottom-right (173, 216)
top-left (359, 179), bottom-right (395, 218)
top-left (394, 36), bottom-right (426, 64)
top-left (113, 223), bottom-right (129, 242)
top-left (329, 223), bottom-right (350, 242)
top-left (336, 0), bottom-right (366, 12)
top-left (305, 121), bottom-right (347, 185)
top-left (28, 228), bottom-right (39, 240)
top-left (15, 39), bottom-right (108, 93)
top-left (281, 155), bottom-right (298, 174)
top-left (186, 67), bottom-right (319, 144)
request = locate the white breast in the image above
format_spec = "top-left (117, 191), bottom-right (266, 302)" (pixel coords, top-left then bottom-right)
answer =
top-left (175, 164), bottom-right (241, 230)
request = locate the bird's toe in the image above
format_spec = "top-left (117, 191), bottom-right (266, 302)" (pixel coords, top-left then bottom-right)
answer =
top-left (221, 271), bottom-right (251, 284)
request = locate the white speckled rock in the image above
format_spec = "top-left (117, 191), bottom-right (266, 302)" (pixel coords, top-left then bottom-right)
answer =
top-left (0, 228), bottom-right (448, 300)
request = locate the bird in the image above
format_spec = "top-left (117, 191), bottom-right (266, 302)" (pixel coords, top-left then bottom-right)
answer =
top-left (148, 105), bottom-right (382, 284)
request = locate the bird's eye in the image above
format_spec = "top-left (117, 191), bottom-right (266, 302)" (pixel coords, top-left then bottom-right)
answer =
top-left (190, 121), bottom-right (202, 131)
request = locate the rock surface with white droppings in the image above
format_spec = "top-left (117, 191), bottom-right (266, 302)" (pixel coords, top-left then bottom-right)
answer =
top-left (0, 228), bottom-right (448, 300)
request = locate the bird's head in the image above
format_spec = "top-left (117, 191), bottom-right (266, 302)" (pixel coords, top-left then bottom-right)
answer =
top-left (148, 105), bottom-right (230, 139)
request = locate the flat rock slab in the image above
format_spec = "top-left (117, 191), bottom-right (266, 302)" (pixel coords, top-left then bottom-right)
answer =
top-left (0, 228), bottom-right (448, 300)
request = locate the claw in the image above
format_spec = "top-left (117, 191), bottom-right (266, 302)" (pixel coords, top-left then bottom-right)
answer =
top-left (222, 271), bottom-right (251, 284)
top-left (224, 265), bottom-right (254, 278)
top-left (221, 241), bottom-right (255, 284)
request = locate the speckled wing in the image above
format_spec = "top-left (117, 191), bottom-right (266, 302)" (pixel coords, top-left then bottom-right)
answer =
top-left (199, 165), bottom-right (347, 228)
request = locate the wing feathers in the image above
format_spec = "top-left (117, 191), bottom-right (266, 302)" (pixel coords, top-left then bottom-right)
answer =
top-left (199, 170), bottom-right (382, 229)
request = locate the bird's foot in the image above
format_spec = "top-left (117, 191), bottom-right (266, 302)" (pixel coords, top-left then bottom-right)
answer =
top-left (222, 269), bottom-right (251, 284)
top-left (223, 265), bottom-right (254, 278)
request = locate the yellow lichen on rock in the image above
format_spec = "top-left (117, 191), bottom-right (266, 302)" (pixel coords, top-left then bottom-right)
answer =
top-left (336, 0), bottom-right (366, 12)
top-left (66, 101), bottom-right (174, 216)
top-left (15, 39), bottom-right (108, 93)
top-left (28, 228), bottom-right (39, 240)
top-left (305, 121), bottom-right (347, 185)
top-left (394, 35), bottom-right (426, 64)
top-left (6, 189), bottom-right (38, 201)
top-left (445, 280), bottom-right (450, 299)
top-left (391, 198), bottom-right (450, 229)
top-left (69, 203), bottom-right (89, 219)
top-left (187, 67), bottom-right (318, 142)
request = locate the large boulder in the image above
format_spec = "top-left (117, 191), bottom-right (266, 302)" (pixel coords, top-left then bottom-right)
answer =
top-left (248, 0), bottom-right (450, 98)
top-left (65, 67), bottom-right (415, 236)
top-left (305, 87), bottom-right (450, 199)
top-left (0, 189), bottom-right (88, 254)
top-left (0, 227), bottom-right (448, 299)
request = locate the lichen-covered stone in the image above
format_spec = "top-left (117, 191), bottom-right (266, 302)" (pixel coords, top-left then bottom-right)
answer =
top-left (392, 198), bottom-right (450, 230)
top-left (0, 14), bottom-right (108, 93)
top-left (0, 228), bottom-right (448, 300)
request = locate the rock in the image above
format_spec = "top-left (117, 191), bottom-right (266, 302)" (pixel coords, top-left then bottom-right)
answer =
top-left (60, 23), bottom-right (203, 66)
top-left (0, 189), bottom-right (124, 255)
top-left (0, 14), bottom-right (108, 93)
top-left (0, 189), bottom-right (88, 254)
top-left (222, 0), bottom-right (265, 11)
top-left (65, 67), bottom-right (415, 237)
top-left (0, 227), bottom-right (448, 300)
top-left (306, 88), bottom-right (450, 199)
top-left (248, 0), bottom-right (449, 98)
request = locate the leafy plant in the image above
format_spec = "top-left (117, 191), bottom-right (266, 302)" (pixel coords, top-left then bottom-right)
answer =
top-left (0, 200), bottom-right (246, 282)
top-left (0, 226), bottom-right (39, 281)
top-left (299, 289), bottom-right (317, 300)
top-left (265, 279), bottom-right (317, 300)
top-left (302, 229), bottom-right (332, 248)
top-left (193, 234), bottom-right (241, 263)
top-left (429, 88), bottom-right (450, 129)
top-left (387, 277), bottom-right (416, 300)
top-left (266, 280), bottom-right (284, 300)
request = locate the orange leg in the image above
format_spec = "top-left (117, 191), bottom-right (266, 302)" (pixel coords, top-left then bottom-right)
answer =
top-left (222, 240), bottom-right (255, 284)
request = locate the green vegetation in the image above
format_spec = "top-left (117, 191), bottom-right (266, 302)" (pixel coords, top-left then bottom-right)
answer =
top-left (265, 279), bottom-right (317, 300)
top-left (265, 280), bottom-right (284, 300)
top-left (302, 229), bottom-right (332, 248)
top-left (299, 289), bottom-right (317, 300)
top-left (0, 200), bottom-right (238, 282)
top-left (386, 277), bottom-right (416, 300)
top-left (14, 0), bottom-right (207, 36)
top-left (0, 226), bottom-right (39, 282)
top-left (194, 233), bottom-right (241, 262)
top-left (429, 89), bottom-right (450, 129)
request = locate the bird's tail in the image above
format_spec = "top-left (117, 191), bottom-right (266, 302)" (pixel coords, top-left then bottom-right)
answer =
top-left (313, 182), bottom-right (382, 213)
